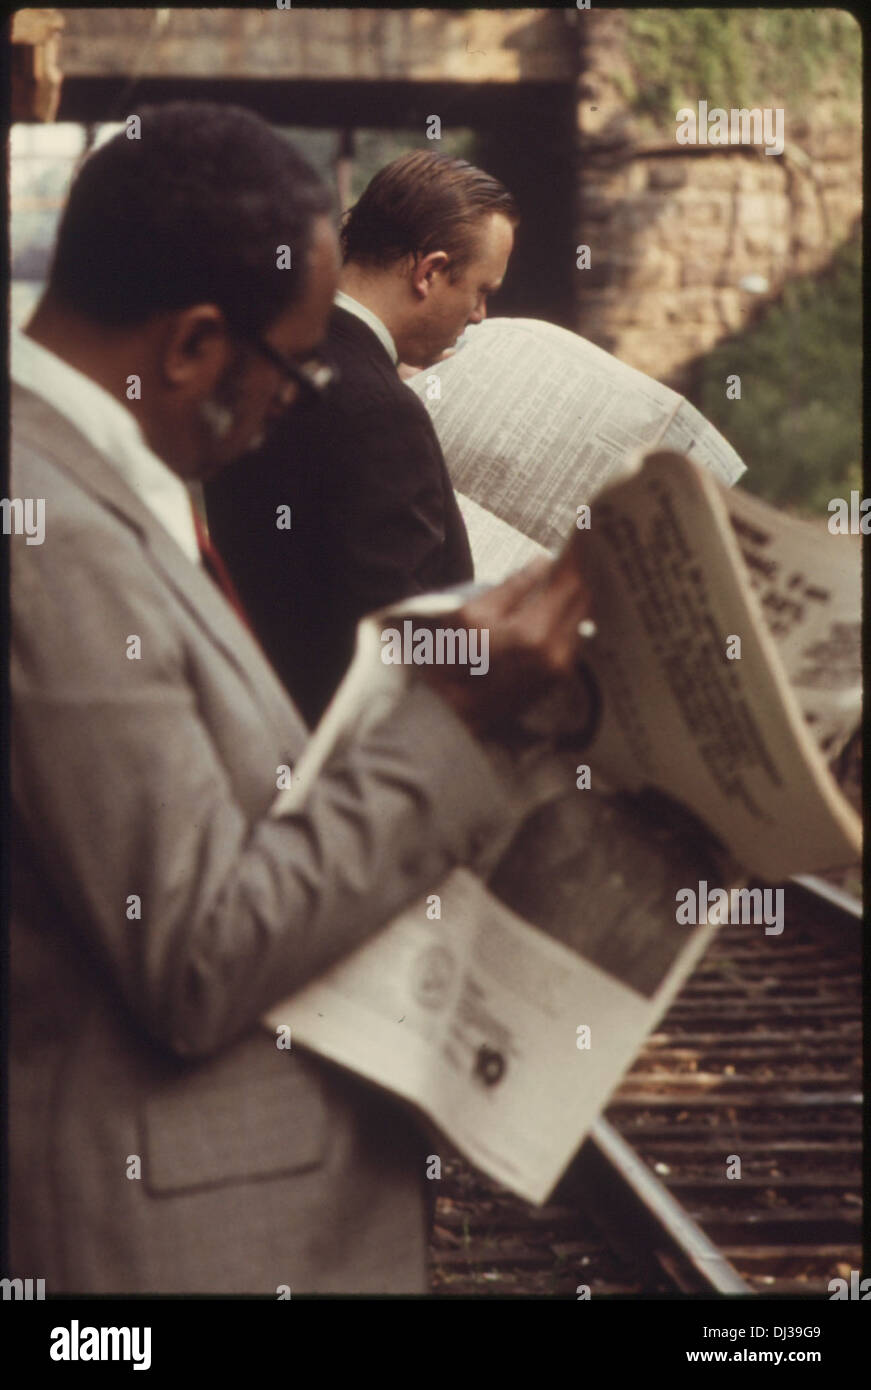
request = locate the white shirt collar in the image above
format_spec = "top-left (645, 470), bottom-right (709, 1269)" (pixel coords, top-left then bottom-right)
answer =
top-left (10, 328), bottom-right (200, 565)
top-left (334, 290), bottom-right (399, 365)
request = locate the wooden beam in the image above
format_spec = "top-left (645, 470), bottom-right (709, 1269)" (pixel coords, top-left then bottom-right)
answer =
top-left (11, 8), bottom-right (65, 122)
top-left (55, 9), bottom-right (576, 84)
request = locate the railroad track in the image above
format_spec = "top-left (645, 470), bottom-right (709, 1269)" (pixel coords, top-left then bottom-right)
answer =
top-left (429, 875), bottom-right (862, 1296)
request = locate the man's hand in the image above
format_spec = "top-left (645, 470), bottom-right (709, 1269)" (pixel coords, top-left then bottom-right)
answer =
top-left (420, 532), bottom-right (594, 740)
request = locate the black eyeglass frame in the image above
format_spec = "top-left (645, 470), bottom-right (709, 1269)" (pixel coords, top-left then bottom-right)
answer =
top-left (243, 334), bottom-right (337, 405)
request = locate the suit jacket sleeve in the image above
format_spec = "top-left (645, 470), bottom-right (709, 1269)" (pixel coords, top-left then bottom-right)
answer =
top-left (11, 495), bottom-right (512, 1064)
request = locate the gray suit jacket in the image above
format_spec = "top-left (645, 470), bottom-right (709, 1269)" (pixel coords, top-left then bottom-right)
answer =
top-left (9, 383), bottom-right (512, 1295)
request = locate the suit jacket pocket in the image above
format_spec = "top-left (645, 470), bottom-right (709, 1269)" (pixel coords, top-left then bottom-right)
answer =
top-left (142, 1064), bottom-right (329, 1195)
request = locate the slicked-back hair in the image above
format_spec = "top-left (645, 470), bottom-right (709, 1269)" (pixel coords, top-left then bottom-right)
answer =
top-left (340, 151), bottom-right (518, 279)
top-left (47, 102), bottom-right (333, 334)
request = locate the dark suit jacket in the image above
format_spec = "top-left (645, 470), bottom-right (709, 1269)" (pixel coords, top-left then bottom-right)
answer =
top-left (10, 382), bottom-right (513, 1294)
top-left (205, 306), bottom-right (474, 726)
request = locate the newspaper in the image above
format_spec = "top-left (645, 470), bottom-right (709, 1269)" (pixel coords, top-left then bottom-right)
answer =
top-left (407, 316), bottom-right (747, 561)
top-left (265, 451), bottom-right (861, 1205)
top-left (550, 452), bottom-right (860, 880)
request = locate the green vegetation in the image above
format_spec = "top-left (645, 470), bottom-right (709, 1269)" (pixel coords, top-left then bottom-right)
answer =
top-left (689, 235), bottom-right (861, 515)
top-left (623, 9), bottom-right (861, 127)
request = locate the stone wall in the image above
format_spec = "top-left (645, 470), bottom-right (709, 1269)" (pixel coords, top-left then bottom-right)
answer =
top-left (574, 10), bottom-right (862, 388)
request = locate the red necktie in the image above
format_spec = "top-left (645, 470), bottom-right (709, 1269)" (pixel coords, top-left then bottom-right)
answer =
top-left (191, 507), bottom-right (255, 634)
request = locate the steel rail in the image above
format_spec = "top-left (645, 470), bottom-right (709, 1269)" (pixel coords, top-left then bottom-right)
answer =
top-left (589, 1118), bottom-right (752, 1293)
top-left (789, 874), bottom-right (864, 921)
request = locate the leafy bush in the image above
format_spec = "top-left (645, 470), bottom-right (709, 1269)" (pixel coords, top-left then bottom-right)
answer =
top-left (624, 9), bottom-right (861, 127)
top-left (689, 236), bottom-right (861, 515)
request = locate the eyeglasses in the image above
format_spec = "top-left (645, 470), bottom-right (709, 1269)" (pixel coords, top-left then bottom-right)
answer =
top-left (244, 334), bottom-right (336, 407)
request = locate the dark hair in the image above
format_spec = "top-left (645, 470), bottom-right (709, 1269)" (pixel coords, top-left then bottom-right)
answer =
top-left (340, 151), bottom-right (518, 278)
top-left (47, 102), bottom-right (333, 333)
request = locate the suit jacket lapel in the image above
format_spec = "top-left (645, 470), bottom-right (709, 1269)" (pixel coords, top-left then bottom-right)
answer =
top-left (12, 383), bottom-right (308, 748)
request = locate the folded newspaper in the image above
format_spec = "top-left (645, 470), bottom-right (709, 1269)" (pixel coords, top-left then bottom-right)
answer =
top-left (265, 326), bottom-right (861, 1206)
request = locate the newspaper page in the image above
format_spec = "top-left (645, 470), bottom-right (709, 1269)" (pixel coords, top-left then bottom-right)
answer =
top-left (266, 816), bottom-right (721, 1206)
top-left (569, 452), bottom-right (861, 880)
top-left (407, 316), bottom-right (747, 556)
top-left (724, 486), bottom-right (862, 760)
top-left (455, 491), bottom-right (550, 585)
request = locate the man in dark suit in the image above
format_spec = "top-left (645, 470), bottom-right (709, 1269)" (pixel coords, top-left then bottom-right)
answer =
top-left (9, 104), bottom-right (591, 1294)
top-left (206, 152), bottom-right (518, 724)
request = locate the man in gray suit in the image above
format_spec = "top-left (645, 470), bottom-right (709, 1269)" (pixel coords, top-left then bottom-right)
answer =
top-left (9, 104), bottom-right (591, 1294)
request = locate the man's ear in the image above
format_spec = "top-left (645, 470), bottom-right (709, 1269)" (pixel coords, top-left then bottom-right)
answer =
top-left (409, 250), bottom-right (450, 300)
top-left (158, 305), bottom-right (233, 392)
